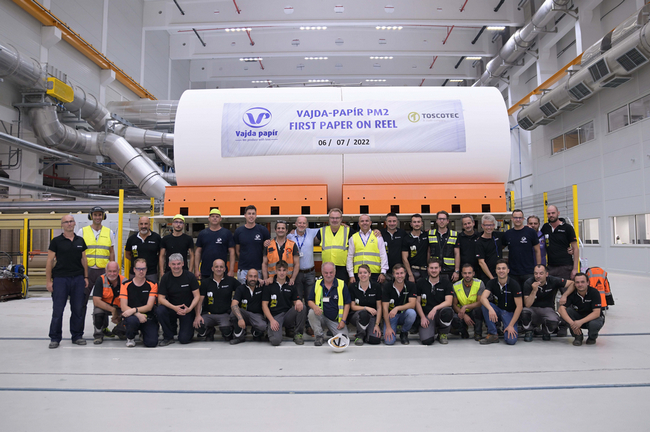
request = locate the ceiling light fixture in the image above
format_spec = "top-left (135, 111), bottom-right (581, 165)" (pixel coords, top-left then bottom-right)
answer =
top-left (308, 79), bottom-right (330, 82)
top-left (465, 56), bottom-right (482, 60)
top-left (369, 56), bottom-right (393, 59)
top-left (300, 26), bottom-right (327, 30)
top-left (486, 26), bottom-right (506, 31)
top-left (449, 79), bottom-right (464, 82)
top-left (365, 79), bottom-right (386, 82)
top-left (376, 26), bottom-right (402, 30)
top-left (305, 56), bottom-right (328, 60)
top-left (240, 57), bottom-right (263, 62)
top-left (225, 27), bottom-right (252, 32)
top-left (252, 80), bottom-right (272, 83)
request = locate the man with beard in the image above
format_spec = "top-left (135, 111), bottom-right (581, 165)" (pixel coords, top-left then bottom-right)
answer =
top-left (428, 211), bottom-right (460, 282)
top-left (92, 261), bottom-right (125, 344)
top-left (195, 209), bottom-right (235, 280)
top-left (457, 215), bottom-right (479, 279)
top-left (503, 209), bottom-right (541, 286)
top-left (194, 259), bottom-right (240, 341)
top-left (125, 216), bottom-right (161, 283)
top-left (416, 260), bottom-right (454, 345)
top-left (559, 273), bottom-right (605, 346)
top-left (380, 212), bottom-right (406, 279)
top-left (160, 214), bottom-right (194, 279)
top-left (382, 264), bottom-right (417, 345)
top-left (308, 262), bottom-right (351, 346)
top-left (402, 214), bottom-right (430, 283)
top-left (234, 205), bottom-right (270, 284)
top-left (230, 269), bottom-right (267, 344)
top-left (262, 260), bottom-right (305, 346)
top-left (479, 260), bottom-right (523, 345)
top-left (541, 205), bottom-right (579, 281)
top-left (451, 263), bottom-right (486, 341)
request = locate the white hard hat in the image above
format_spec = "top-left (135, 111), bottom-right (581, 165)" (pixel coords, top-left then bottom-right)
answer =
top-left (327, 333), bottom-right (350, 352)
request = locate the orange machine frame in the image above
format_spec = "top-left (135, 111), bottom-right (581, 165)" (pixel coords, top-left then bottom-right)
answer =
top-left (164, 184), bottom-right (328, 216)
top-left (342, 183), bottom-right (506, 215)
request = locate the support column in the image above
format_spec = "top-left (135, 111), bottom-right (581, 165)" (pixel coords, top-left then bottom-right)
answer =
top-left (40, 26), bottom-right (61, 63)
top-left (575, 1), bottom-right (603, 53)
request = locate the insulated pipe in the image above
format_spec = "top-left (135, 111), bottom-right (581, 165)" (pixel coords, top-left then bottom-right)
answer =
top-left (100, 134), bottom-right (169, 198)
top-left (134, 148), bottom-right (176, 185)
top-left (0, 176), bottom-right (114, 199)
top-left (0, 131), bottom-right (127, 178)
top-left (0, 42), bottom-right (46, 89)
top-left (475, 0), bottom-right (571, 87)
top-left (63, 86), bottom-right (112, 131)
top-left (107, 100), bottom-right (178, 130)
top-left (29, 107), bottom-right (170, 198)
top-left (112, 124), bottom-right (174, 147)
top-left (150, 146), bottom-right (174, 168)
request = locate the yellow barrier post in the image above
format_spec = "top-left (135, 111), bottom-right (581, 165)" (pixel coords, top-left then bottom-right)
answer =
top-left (572, 184), bottom-right (580, 271)
top-left (150, 197), bottom-right (155, 217)
top-left (509, 191), bottom-right (515, 212)
top-left (117, 189), bottom-right (124, 275)
top-left (543, 192), bottom-right (549, 223)
top-left (22, 218), bottom-right (28, 269)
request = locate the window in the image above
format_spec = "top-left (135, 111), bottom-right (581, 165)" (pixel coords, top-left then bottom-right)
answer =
top-left (612, 214), bottom-right (650, 245)
top-left (578, 218), bottom-right (600, 245)
top-left (551, 120), bottom-right (595, 154)
top-left (629, 94), bottom-right (650, 124)
top-left (608, 105), bottom-right (629, 132)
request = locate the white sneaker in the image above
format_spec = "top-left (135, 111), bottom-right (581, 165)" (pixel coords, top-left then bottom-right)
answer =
top-left (126, 339), bottom-right (136, 347)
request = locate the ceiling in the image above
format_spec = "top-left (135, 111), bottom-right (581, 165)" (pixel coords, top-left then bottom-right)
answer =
top-left (143, 0), bottom-right (526, 89)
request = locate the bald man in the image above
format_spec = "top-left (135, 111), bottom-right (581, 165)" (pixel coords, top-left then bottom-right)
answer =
top-left (347, 214), bottom-right (389, 283)
top-left (45, 215), bottom-right (89, 348)
top-left (541, 205), bottom-right (579, 281)
top-left (92, 261), bottom-right (126, 344)
top-left (125, 216), bottom-right (161, 283)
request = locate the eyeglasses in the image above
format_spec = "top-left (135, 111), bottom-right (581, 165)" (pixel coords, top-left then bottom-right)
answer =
top-left (134, 267), bottom-right (147, 271)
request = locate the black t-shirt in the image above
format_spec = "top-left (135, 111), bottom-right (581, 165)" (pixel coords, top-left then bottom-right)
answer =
top-left (382, 281), bottom-right (417, 311)
top-left (564, 287), bottom-right (602, 318)
top-left (349, 281), bottom-right (382, 308)
top-left (416, 277), bottom-right (453, 315)
top-left (48, 234), bottom-right (87, 278)
top-left (125, 232), bottom-right (161, 275)
top-left (158, 270), bottom-right (200, 307)
top-left (200, 276), bottom-right (240, 315)
top-left (234, 224), bottom-right (270, 271)
top-left (523, 275), bottom-right (567, 308)
top-left (485, 277), bottom-right (522, 313)
top-left (161, 233), bottom-right (194, 272)
top-left (503, 227), bottom-right (539, 275)
top-left (196, 227), bottom-right (235, 276)
top-left (457, 231), bottom-right (479, 270)
top-left (541, 221), bottom-right (576, 267)
top-left (475, 232), bottom-right (506, 277)
top-left (381, 228), bottom-right (407, 271)
top-left (262, 279), bottom-right (299, 316)
top-left (119, 280), bottom-right (157, 317)
top-left (233, 284), bottom-right (265, 314)
top-left (402, 231), bottom-right (429, 268)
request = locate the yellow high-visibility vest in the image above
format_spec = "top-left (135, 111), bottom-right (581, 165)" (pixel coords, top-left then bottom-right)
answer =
top-left (351, 231), bottom-right (381, 274)
top-left (320, 226), bottom-right (349, 266)
top-left (83, 225), bottom-right (111, 268)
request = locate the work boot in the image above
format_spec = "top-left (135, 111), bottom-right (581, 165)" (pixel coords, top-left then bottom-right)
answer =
top-left (94, 336), bottom-right (103, 345)
top-left (159, 339), bottom-right (175, 347)
top-left (354, 337), bottom-right (364, 346)
top-left (572, 333), bottom-right (584, 346)
top-left (293, 333), bottom-right (304, 345)
top-left (474, 331), bottom-right (483, 342)
top-left (437, 334), bottom-right (448, 345)
top-left (542, 334), bottom-right (551, 341)
top-left (400, 332), bottom-right (410, 345)
top-left (72, 339), bottom-right (86, 345)
top-left (460, 329), bottom-right (470, 339)
top-left (479, 334), bottom-right (499, 345)
top-left (48, 341), bottom-right (59, 349)
top-left (524, 331), bottom-right (534, 342)
top-left (102, 328), bottom-right (115, 338)
top-left (314, 335), bottom-right (324, 346)
top-left (586, 337), bottom-right (596, 345)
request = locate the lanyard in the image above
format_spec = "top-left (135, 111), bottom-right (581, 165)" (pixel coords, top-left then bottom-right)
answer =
top-left (360, 231), bottom-right (370, 247)
top-left (494, 237), bottom-right (500, 258)
top-left (295, 234), bottom-right (305, 251)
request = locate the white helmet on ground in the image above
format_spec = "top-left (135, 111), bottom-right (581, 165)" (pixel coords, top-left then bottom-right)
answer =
top-left (328, 333), bottom-right (350, 352)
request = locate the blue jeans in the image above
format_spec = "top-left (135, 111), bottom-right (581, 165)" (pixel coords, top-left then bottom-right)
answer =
top-left (384, 308), bottom-right (416, 345)
top-left (157, 304), bottom-right (195, 344)
top-left (482, 304), bottom-right (518, 345)
top-left (124, 314), bottom-right (159, 347)
top-left (49, 275), bottom-right (86, 343)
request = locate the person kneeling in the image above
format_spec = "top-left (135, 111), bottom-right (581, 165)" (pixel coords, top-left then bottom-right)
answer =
top-left (156, 253), bottom-right (200, 346)
top-left (559, 272), bottom-right (605, 346)
top-left (308, 262), bottom-right (351, 346)
top-left (262, 260), bottom-right (305, 346)
top-left (382, 264), bottom-right (417, 345)
top-left (416, 260), bottom-right (454, 345)
top-left (479, 259), bottom-right (523, 345)
top-left (348, 264), bottom-right (383, 346)
top-left (119, 258), bottom-right (159, 348)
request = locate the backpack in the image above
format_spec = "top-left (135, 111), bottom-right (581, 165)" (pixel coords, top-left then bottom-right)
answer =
top-left (586, 267), bottom-right (614, 306)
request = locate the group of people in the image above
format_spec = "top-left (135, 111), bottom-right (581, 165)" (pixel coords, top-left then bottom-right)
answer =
top-left (45, 204), bottom-right (604, 349)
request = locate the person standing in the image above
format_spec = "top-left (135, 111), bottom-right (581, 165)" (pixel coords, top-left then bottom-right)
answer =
top-left (159, 214), bottom-right (195, 280)
top-left (541, 205), bottom-right (579, 281)
top-left (503, 209), bottom-right (541, 286)
top-left (287, 216), bottom-right (319, 319)
top-left (457, 214), bottom-right (479, 277)
top-left (46, 215), bottom-right (89, 349)
top-left (314, 208), bottom-right (351, 281)
top-left (262, 220), bottom-right (300, 284)
top-left (527, 215), bottom-right (546, 266)
top-left (476, 214), bottom-right (506, 283)
top-left (380, 212), bottom-right (407, 276)
top-left (428, 211), bottom-right (460, 282)
top-left (347, 214), bottom-right (389, 283)
top-left (125, 216), bottom-right (161, 283)
top-left (156, 253), bottom-right (201, 346)
top-left (234, 205), bottom-right (270, 284)
top-left (402, 214), bottom-right (429, 283)
top-left (195, 209), bottom-right (235, 280)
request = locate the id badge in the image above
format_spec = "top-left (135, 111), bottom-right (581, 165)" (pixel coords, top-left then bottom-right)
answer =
top-left (323, 297), bottom-right (330, 303)
top-left (299, 251), bottom-right (304, 257)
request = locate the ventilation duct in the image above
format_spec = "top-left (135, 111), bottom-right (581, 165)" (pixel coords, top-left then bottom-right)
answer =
top-left (107, 100), bottom-right (178, 131)
top-left (516, 5), bottom-right (650, 130)
top-left (474, 0), bottom-right (571, 87)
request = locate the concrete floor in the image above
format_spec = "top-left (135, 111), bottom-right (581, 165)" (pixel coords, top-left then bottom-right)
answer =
top-left (1, 272), bottom-right (649, 431)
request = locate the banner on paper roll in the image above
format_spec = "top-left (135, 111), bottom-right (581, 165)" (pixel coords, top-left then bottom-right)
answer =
top-left (221, 100), bottom-right (466, 157)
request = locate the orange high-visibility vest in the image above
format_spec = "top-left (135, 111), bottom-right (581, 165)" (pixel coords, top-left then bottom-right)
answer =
top-left (267, 239), bottom-right (296, 276)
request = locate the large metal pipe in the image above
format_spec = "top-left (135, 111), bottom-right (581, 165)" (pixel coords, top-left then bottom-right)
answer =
top-left (0, 177), bottom-right (114, 199)
top-left (0, 199), bottom-right (154, 213)
top-left (475, 0), bottom-right (571, 87)
top-left (0, 131), bottom-right (128, 178)
top-left (29, 106), bottom-right (170, 198)
top-left (150, 146), bottom-right (174, 168)
top-left (134, 147), bottom-right (176, 185)
top-left (0, 42), bottom-right (46, 89)
top-left (107, 100), bottom-right (178, 130)
top-left (112, 124), bottom-right (174, 147)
